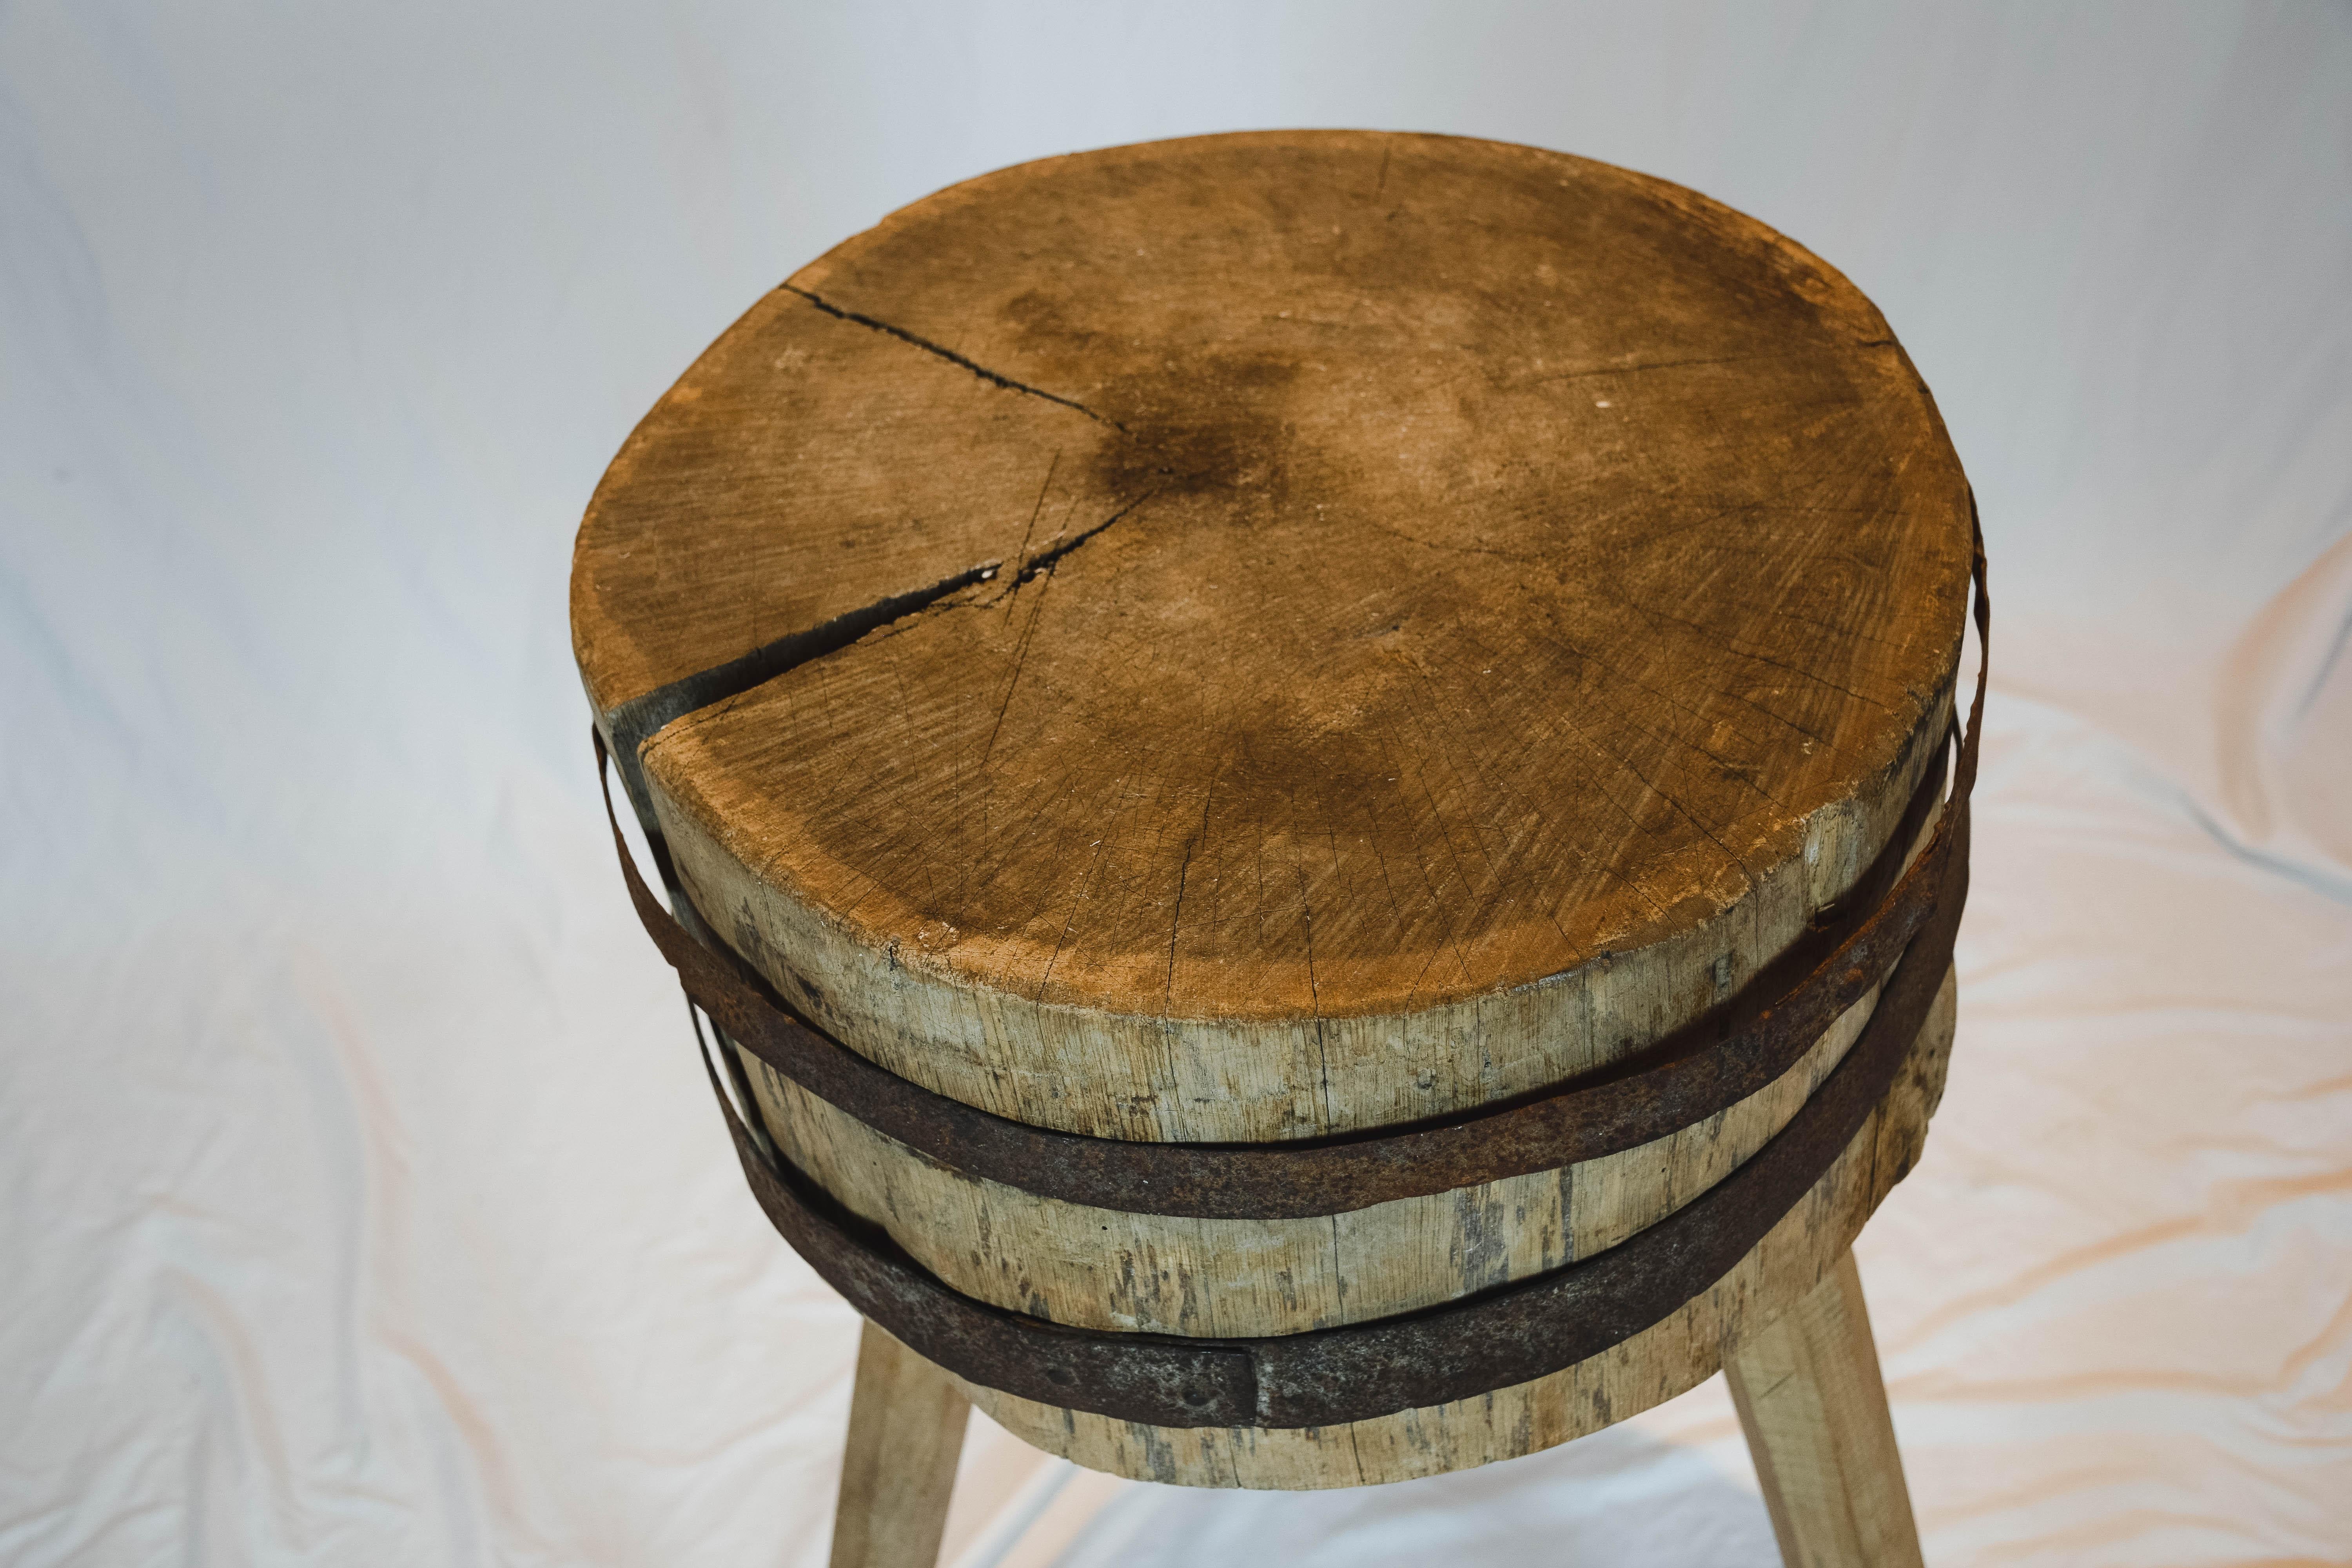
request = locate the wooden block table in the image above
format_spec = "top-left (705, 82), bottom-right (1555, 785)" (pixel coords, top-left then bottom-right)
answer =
top-left (572, 130), bottom-right (1985, 1567)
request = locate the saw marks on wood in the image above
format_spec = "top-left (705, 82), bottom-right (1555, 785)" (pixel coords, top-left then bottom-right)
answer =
top-left (573, 130), bottom-right (1973, 1143)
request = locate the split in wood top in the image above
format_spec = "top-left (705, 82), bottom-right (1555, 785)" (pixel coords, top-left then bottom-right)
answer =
top-left (571, 130), bottom-right (1972, 1142)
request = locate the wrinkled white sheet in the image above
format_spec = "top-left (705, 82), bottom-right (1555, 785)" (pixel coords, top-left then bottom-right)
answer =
top-left (3, 4), bottom-right (2346, 1564)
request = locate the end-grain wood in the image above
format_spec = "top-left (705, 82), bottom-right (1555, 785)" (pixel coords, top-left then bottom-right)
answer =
top-left (573, 131), bottom-right (1973, 1147)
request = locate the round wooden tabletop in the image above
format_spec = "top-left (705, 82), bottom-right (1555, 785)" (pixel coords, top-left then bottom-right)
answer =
top-left (572, 130), bottom-right (1972, 1143)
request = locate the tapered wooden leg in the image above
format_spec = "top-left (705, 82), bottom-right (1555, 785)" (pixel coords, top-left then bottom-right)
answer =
top-left (1726, 1250), bottom-right (1924, 1568)
top-left (829, 1322), bottom-right (971, 1568)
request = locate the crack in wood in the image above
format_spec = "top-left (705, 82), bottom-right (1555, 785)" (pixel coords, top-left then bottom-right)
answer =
top-left (615, 479), bottom-right (1164, 840)
top-left (603, 558), bottom-right (1003, 824)
top-left (782, 284), bottom-right (1133, 434)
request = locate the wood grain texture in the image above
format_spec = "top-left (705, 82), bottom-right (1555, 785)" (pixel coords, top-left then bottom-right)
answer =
top-left (730, 780), bottom-right (1945, 1339)
top-left (737, 946), bottom-right (1887, 1336)
top-left (573, 131), bottom-right (1973, 1145)
top-left (1726, 1250), bottom-right (1925, 1568)
top-left (953, 966), bottom-right (1953, 1488)
top-left (829, 1321), bottom-right (971, 1568)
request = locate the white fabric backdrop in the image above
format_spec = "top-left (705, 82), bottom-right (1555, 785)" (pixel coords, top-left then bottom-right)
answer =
top-left (4, 4), bottom-right (2347, 1564)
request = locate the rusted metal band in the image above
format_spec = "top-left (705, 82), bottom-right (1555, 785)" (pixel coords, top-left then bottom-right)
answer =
top-left (606, 514), bottom-right (1987, 1428)
top-left (602, 525), bottom-right (1987, 1225)
top-left (683, 778), bottom-right (1965, 1429)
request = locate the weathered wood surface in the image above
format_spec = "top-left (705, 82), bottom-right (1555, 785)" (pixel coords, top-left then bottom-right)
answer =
top-left (1727, 1250), bottom-right (1926, 1568)
top-left (573, 131), bottom-right (1971, 1509)
top-left (572, 129), bottom-right (1975, 1147)
top-left (954, 965), bottom-right (1953, 1488)
top-left (829, 1321), bottom-right (971, 1568)
top-left (737, 973), bottom-right (1863, 1336)
top-left (728, 757), bottom-right (1945, 1338)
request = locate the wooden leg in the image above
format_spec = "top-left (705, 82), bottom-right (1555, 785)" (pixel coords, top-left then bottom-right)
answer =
top-left (1725, 1250), bottom-right (1924, 1568)
top-left (830, 1321), bottom-right (971, 1568)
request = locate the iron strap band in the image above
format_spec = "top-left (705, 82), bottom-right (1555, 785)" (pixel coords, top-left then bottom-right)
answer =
top-left (601, 518), bottom-right (1986, 1429)
top-left (684, 774), bottom-right (1965, 1430)
top-left (595, 515), bottom-right (1985, 1222)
